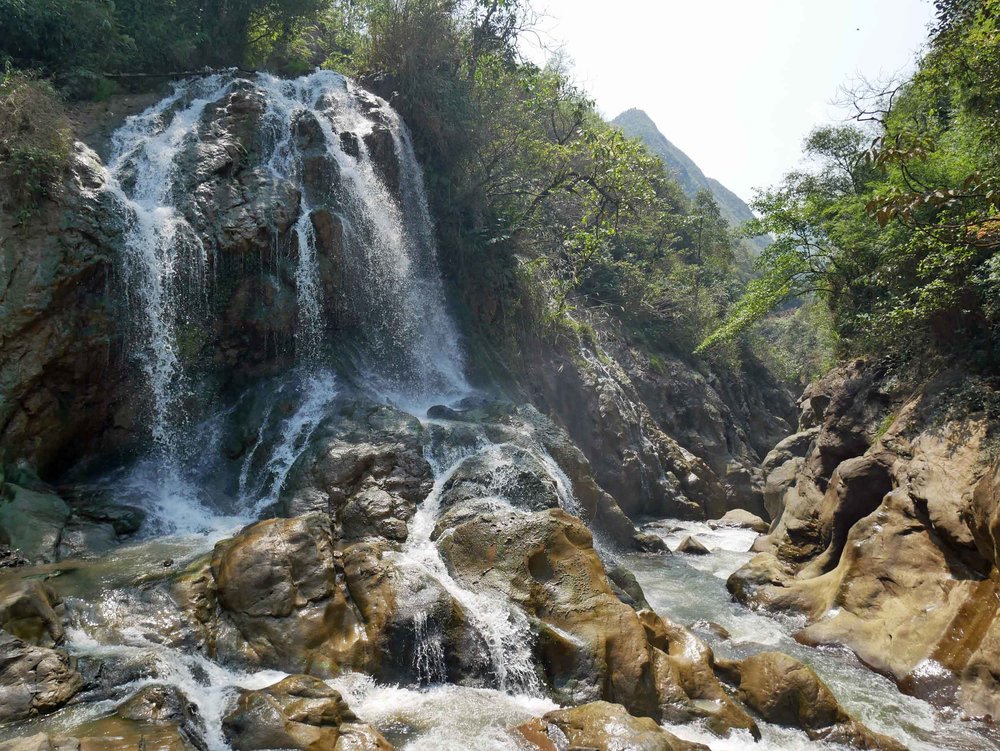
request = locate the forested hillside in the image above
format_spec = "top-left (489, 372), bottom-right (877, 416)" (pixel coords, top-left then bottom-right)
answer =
top-left (703, 0), bottom-right (1000, 381)
top-left (613, 107), bottom-right (770, 253)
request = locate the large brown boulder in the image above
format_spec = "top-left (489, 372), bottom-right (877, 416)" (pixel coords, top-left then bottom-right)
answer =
top-left (0, 631), bottom-right (83, 723)
top-left (730, 652), bottom-right (905, 750)
top-left (222, 675), bottom-right (392, 751)
top-left (437, 506), bottom-right (757, 736)
top-left (173, 513), bottom-right (398, 677)
top-left (0, 578), bottom-right (65, 646)
top-left (516, 701), bottom-right (709, 751)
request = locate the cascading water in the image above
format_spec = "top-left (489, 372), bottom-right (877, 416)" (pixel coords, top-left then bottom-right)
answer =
top-left (254, 71), bottom-right (468, 404)
top-left (236, 369), bottom-right (339, 516)
top-left (395, 432), bottom-right (541, 694)
top-left (101, 69), bottom-right (470, 533)
top-left (106, 74), bottom-right (235, 455)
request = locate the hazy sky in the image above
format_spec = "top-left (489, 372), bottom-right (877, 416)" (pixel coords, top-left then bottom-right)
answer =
top-left (527, 0), bottom-right (935, 203)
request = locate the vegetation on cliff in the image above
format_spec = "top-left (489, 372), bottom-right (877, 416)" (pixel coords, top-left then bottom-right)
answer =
top-left (6, 0), bottom-right (997, 384)
top-left (702, 0), bottom-right (1000, 374)
top-left (0, 0), bottom-right (763, 382)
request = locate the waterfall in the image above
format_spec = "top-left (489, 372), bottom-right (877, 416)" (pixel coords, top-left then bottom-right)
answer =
top-left (101, 70), bottom-right (469, 530)
top-left (396, 437), bottom-right (541, 694)
top-left (106, 74), bottom-right (234, 455)
top-left (254, 71), bottom-right (468, 404)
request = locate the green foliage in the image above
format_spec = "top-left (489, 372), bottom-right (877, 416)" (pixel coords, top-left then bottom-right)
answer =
top-left (0, 0), bottom-right (791, 374)
top-left (0, 0), bottom-right (327, 86)
top-left (749, 301), bottom-right (838, 385)
top-left (0, 68), bottom-right (71, 219)
top-left (703, 2), bottom-right (1000, 371)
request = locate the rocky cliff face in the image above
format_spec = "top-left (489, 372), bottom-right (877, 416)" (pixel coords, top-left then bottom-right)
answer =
top-left (521, 335), bottom-right (794, 523)
top-left (1, 82), bottom-right (794, 525)
top-left (729, 358), bottom-right (1000, 718)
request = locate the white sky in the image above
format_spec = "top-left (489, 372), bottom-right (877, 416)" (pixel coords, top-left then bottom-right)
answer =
top-left (526, 0), bottom-right (935, 202)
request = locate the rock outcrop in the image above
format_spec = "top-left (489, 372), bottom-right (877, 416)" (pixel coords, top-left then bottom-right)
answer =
top-left (172, 513), bottom-right (400, 677)
top-left (223, 675), bottom-right (392, 751)
top-left (522, 339), bottom-right (794, 522)
top-left (718, 652), bottom-right (905, 750)
top-left (729, 359), bottom-right (1000, 717)
top-left (517, 701), bottom-right (710, 751)
top-left (0, 578), bottom-right (81, 723)
top-left (436, 504), bottom-right (758, 736)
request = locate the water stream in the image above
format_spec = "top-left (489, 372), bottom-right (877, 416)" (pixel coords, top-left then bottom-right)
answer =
top-left (627, 520), bottom-right (1000, 751)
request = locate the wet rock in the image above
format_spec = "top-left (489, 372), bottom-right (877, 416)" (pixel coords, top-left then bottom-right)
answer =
top-left (278, 401), bottom-right (432, 543)
top-left (730, 652), bottom-right (906, 750)
top-left (0, 484), bottom-right (71, 564)
top-left (636, 609), bottom-right (758, 738)
top-left (117, 685), bottom-right (205, 750)
top-left (0, 578), bottom-right (65, 645)
top-left (0, 725), bottom-right (194, 751)
top-left (0, 545), bottom-right (28, 568)
top-left (675, 536), bottom-right (710, 555)
top-left (179, 513), bottom-right (397, 676)
top-left (517, 701), bottom-right (710, 751)
top-left (689, 620), bottom-right (731, 640)
top-left (439, 445), bottom-right (561, 514)
top-left (1, 143), bottom-right (132, 477)
top-left (606, 565), bottom-right (651, 610)
top-left (437, 506), bottom-right (756, 736)
top-left (223, 675), bottom-right (392, 751)
top-left (708, 509), bottom-right (769, 533)
top-left (731, 361), bottom-right (1000, 718)
top-left (0, 631), bottom-right (83, 723)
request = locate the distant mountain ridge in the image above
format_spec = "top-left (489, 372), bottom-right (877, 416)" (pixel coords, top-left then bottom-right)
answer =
top-left (612, 108), bottom-right (768, 251)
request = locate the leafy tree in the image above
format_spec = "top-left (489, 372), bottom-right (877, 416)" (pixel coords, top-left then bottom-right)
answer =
top-left (702, 1), bottom-right (1000, 370)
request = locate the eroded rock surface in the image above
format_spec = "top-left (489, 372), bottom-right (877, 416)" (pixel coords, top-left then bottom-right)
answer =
top-left (720, 652), bottom-right (905, 750)
top-left (729, 360), bottom-right (1000, 717)
top-left (436, 505), bottom-right (757, 736)
top-left (223, 675), bottom-right (392, 751)
top-left (517, 701), bottom-right (710, 751)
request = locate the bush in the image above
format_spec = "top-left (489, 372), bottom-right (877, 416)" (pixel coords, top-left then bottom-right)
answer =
top-left (0, 69), bottom-right (71, 219)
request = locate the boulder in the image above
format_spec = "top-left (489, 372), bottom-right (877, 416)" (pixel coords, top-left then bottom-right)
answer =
top-left (222, 675), bottom-right (392, 751)
top-left (731, 652), bottom-right (905, 750)
top-left (675, 536), bottom-right (710, 555)
top-left (516, 701), bottom-right (709, 751)
top-left (116, 685), bottom-right (205, 749)
top-left (708, 508), bottom-right (769, 534)
top-left (0, 578), bottom-right (65, 645)
top-left (173, 513), bottom-right (399, 677)
top-left (277, 401), bottom-right (432, 543)
top-left (0, 484), bottom-right (71, 563)
top-left (0, 631), bottom-right (82, 723)
top-left (437, 506), bottom-right (756, 736)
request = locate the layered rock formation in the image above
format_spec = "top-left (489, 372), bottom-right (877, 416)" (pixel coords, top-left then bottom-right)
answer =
top-left (730, 359), bottom-right (1000, 717)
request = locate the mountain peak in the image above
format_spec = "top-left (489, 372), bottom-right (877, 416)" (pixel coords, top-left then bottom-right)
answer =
top-left (612, 109), bottom-right (765, 250)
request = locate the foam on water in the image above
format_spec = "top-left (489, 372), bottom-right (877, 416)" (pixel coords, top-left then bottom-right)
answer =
top-left (65, 623), bottom-right (287, 751)
top-left (238, 369), bottom-right (340, 516)
top-left (395, 435), bottom-right (540, 693)
top-left (330, 672), bottom-right (557, 751)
